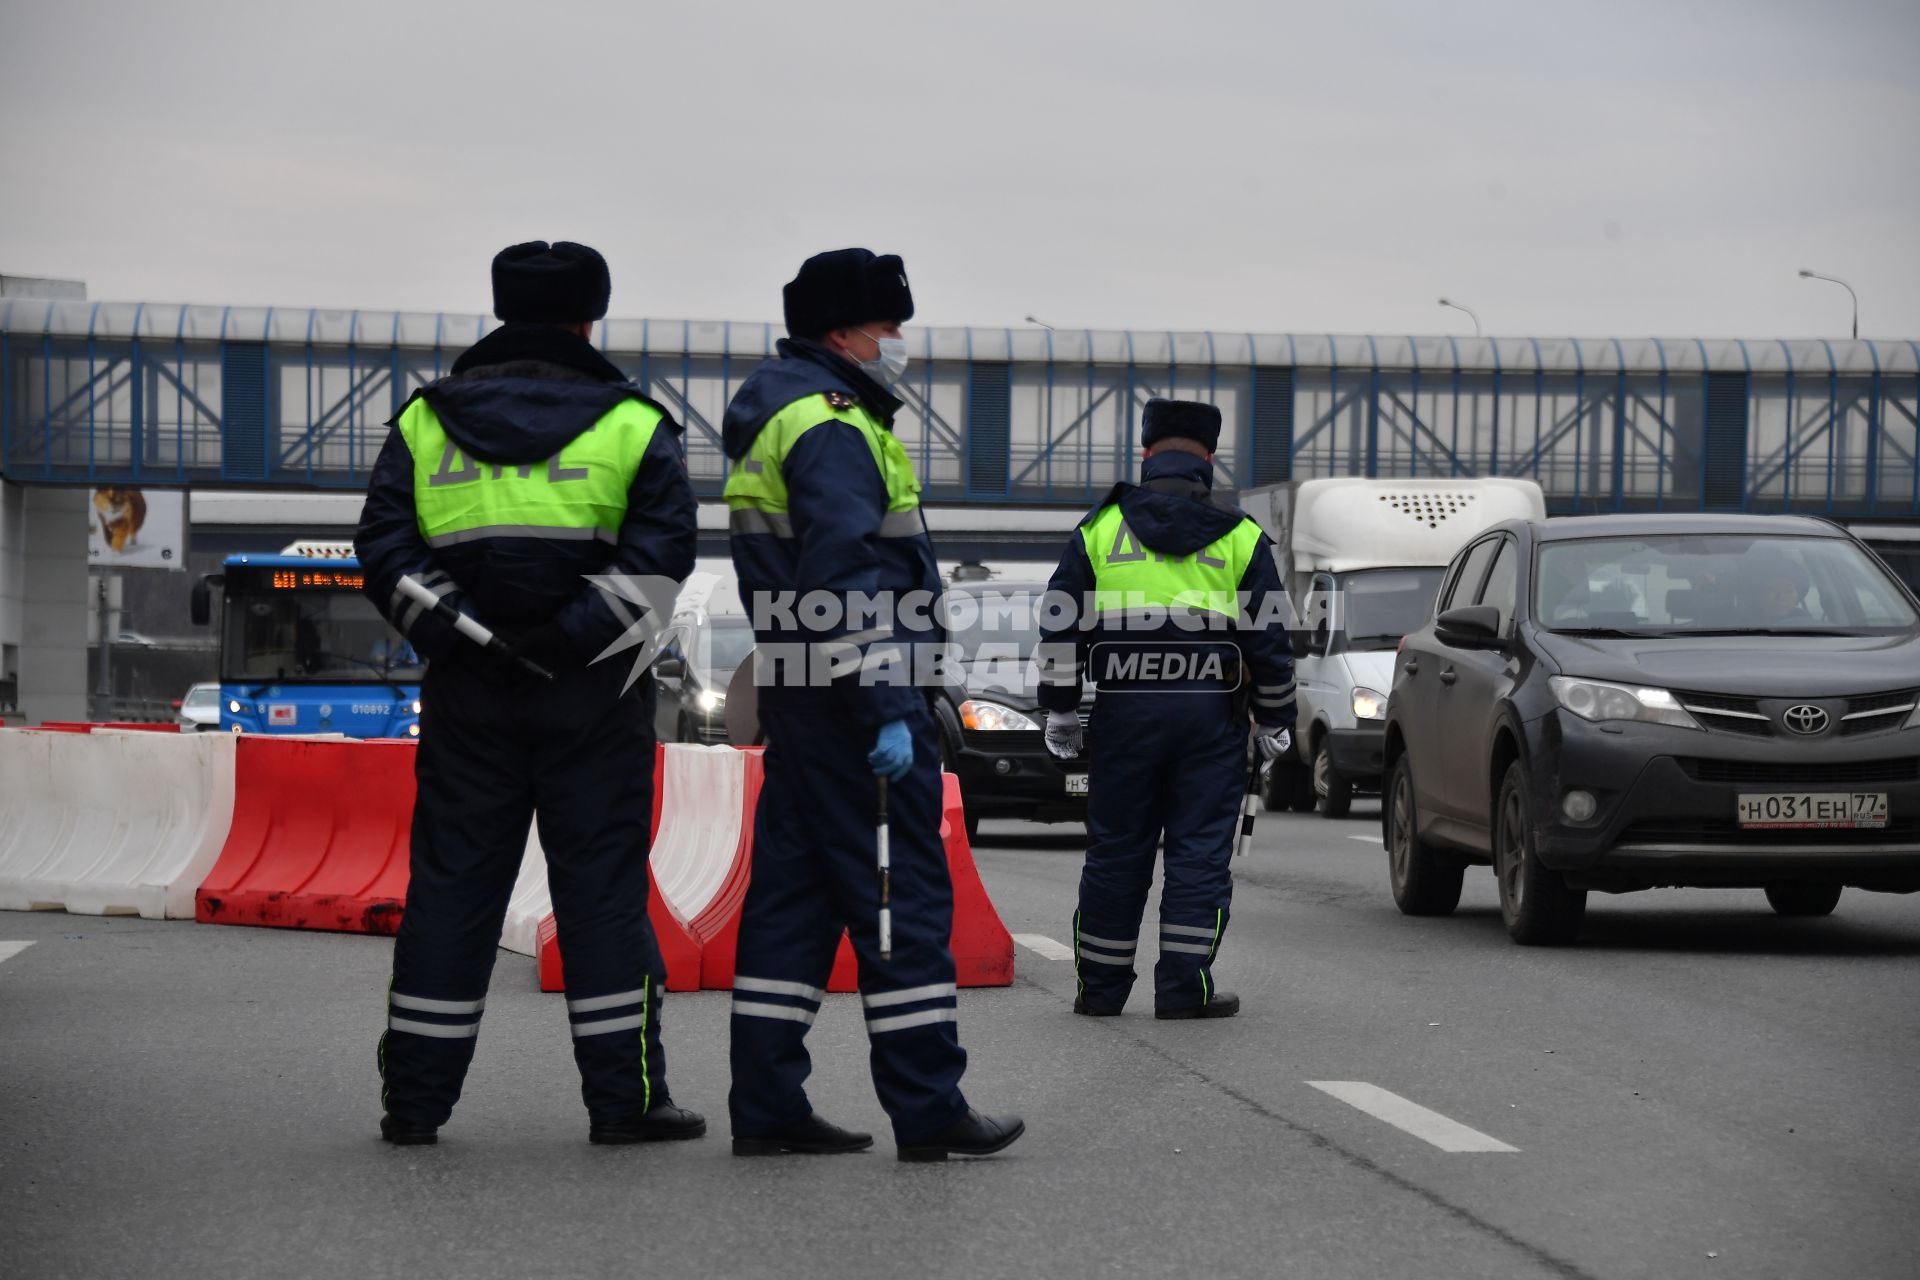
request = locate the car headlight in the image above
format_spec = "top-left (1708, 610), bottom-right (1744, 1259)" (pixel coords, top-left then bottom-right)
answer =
top-left (1549, 676), bottom-right (1700, 730)
top-left (228, 699), bottom-right (243, 714)
top-left (696, 689), bottom-right (724, 713)
top-left (411, 699), bottom-right (422, 715)
top-left (959, 700), bottom-right (1040, 732)
top-left (1351, 686), bottom-right (1387, 721)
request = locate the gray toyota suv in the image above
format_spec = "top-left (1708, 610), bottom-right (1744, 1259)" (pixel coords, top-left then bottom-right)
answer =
top-left (1382, 514), bottom-right (1920, 945)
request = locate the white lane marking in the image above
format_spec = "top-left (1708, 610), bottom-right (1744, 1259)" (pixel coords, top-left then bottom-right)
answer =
top-left (1013, 933), bottom-right (1075, 962)
top-left (0, 941), bottom-right (35, 968)
top-left (1348, 833), bottom-right (1383, 844)
top-left (1307, 1081), bottom-right (1519, 1153)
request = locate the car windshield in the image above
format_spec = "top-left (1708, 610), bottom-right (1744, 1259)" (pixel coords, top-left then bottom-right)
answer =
top-left (943, 587), bottom-right (1044, 663)
top-left (704, 618), bottom-right (757, 670)
top-left (1340, 568), bottom-right (1446, 647)
top-left (182, 685), bottom-right (220, 709)
top-left (1536, 534), bottom-right (1919, 635)
top-left (223, 589), bottom-right (424, 682)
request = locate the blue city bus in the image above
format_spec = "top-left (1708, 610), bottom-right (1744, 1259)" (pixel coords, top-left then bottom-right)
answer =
top-left (190, 543), bottom-right (422, 738)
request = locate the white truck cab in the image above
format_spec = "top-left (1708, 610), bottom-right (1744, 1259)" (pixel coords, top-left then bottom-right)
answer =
top-left (1244, 477), bottom-right (1546, 817)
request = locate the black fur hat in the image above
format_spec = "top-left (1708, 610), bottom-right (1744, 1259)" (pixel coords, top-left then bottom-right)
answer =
top-left (492, 241), bottom-right (611, 324)
top-left (783, 248), bottom-right (914, 339)
top-left (1141, 398), bottom-right (1222, 452)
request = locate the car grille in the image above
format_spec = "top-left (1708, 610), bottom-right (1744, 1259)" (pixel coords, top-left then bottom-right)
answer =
top-left (1841, 689), bottom-right (1919, 736)
top-left (1620, 818), bottom-right (1920, 847)
top-left (1674, 692), bottom-right (1772, 737)
top-left (1674, 689), bottom-right (1920, 739)
top-left (1677, 757), bottom-right (1920, 786)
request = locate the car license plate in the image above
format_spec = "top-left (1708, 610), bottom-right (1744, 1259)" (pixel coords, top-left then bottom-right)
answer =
top-left (1737, 792), bottom-right (1888, 830)
top-left (1065, 773), bottom-right (1090, 796)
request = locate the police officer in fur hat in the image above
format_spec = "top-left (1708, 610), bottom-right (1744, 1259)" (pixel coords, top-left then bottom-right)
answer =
top-left (1035, 399), bottom-right (1296, 1019)
top-left (720, 248), bottom-right (1023, 1161)
top-left (355, 241), bottom-right (702, 1145)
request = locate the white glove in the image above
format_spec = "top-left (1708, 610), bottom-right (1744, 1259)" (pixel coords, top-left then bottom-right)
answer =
top-left (1254, 726), bottom-right (1292, 762)
top-left (1044, 710), bottom-right (1084, 760)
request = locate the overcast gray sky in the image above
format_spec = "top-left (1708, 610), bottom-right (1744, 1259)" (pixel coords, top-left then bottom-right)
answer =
top-left (3, 0), bottom-right (1916, 339)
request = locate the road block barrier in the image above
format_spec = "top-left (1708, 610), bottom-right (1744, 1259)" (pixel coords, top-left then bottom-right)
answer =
top-left (0, 728), bottom-right (237, 918)
top-left (532, 744), bottom-right (741, 993)
top-left (194, 737), bottom-right (416, 934)
top-left (697, 763), bottom-right (1014, 991)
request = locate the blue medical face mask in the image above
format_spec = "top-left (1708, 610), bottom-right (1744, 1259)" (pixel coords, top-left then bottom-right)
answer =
top-left (855, 330), bottom-right (909, 385)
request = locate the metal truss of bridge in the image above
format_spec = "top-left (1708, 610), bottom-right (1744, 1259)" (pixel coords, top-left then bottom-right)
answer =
top-left (3, 299), bottom-right (1916, 517)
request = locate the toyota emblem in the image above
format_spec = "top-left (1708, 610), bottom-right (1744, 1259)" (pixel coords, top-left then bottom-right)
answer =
top-left (1781, 704), bottom-right (1829, 736)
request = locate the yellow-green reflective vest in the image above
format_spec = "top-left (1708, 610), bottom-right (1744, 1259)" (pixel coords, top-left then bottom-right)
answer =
top-left (722, 393), bottom-right (923, 538)
top-left (397, 396), bottom-right (663, 549)
top-left (1080, 502), bottom-right (1263, 619)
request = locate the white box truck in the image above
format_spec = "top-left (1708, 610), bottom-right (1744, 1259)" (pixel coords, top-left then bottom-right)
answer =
top-left (1243, 477), bottom-right (1547, 817)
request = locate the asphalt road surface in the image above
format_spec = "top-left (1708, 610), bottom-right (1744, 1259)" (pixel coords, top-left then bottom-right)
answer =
top-left (3, 802), bottom-right (1917, 1280)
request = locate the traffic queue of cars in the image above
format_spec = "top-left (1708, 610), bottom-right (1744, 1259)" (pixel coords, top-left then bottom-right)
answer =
top-left (648, 498), bottom-right (1917, 947)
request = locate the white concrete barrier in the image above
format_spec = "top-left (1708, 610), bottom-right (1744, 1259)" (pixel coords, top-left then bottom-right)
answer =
top-left (500, 836), bottom-right (551, 958)
top-left (499, 743), bottom-right (744, 961)
top-left (0, 729), bottom-right (237, 918)
top-left (650, 743), bottom-right (745, 924)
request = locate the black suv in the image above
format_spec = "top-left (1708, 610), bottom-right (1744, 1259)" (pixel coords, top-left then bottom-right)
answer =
top-left (1382, 514), bottom-right (1920, 945)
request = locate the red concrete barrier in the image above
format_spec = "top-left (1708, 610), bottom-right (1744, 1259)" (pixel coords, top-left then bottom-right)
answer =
top-left (701, 769), bottom-right (1012, 990)
top-left (535, 748), bottom-right (1013, 993)
top-left (941, 772), bottom-right (1014, 987)
top-left (102, 722), bottom-right (180, 732)
top-left (194, 737), bottom-right (417, 934)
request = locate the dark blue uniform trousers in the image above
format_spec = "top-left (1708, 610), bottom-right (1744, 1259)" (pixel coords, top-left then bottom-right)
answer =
top-left (1075, 690), bottom-right (1244, 1013)
top-left (728, 702), bottom-right (971, 1144)
top-left (381, 655), bottom-right (670, 1129)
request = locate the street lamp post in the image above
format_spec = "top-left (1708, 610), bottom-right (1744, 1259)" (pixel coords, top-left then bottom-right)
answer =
top-left (1024, 315), bottom-right (1055, 332)
top-left (1797, 269), bottom-right (1858, 340)
top-left (1437, 297), bottom-right (1481, 338)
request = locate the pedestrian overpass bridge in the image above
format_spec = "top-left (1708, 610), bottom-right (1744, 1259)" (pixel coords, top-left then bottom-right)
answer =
top-left (3, 297), bottom-right (1916, 519)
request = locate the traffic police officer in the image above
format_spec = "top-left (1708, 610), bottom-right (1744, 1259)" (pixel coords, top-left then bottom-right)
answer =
top-left (1036, 399), bottom-right (1295, 1019)
top-left (722, 248), bottom-right (1023, 1161)
top-left (355, 242), bottom-right (702, 1144)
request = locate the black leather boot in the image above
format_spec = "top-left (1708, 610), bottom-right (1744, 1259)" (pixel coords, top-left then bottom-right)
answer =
top-left (589, 1099), bottom-right (709, 1145)
top-left (1072, 994), bottom-right (1122, 1017)
top-left (379, 1114), bottom-right (438, 1146)
top-left (732, 1112), bottom-right (874, 1156)
top-left (1155, 991), bottom-right (1241, 1020)
top-left (897, 1110), bottom-right (1026, 1162)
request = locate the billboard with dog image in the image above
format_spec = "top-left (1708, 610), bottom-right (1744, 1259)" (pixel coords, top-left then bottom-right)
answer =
top-left (87, 487), bottom-right (187, 571)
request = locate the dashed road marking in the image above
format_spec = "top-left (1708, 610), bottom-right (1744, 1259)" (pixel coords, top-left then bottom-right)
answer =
top-left (0, 941), bottom-right (35, 969)
top-left (1348, 833), bottom-right (1383, 844)
top-left (1307, 1081), bottom-right (1519, 1153)
top-left (1013, 933), bottom-right (1075, 962)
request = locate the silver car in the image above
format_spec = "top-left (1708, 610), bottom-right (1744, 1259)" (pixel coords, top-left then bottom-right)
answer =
top-left (176, 682), bottom-right (220, 732)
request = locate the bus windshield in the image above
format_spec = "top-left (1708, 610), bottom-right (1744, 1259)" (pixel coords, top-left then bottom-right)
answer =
top-left (223, 588), bottom-right (423, 684)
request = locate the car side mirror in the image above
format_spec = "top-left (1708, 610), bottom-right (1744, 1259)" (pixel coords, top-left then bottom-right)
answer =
top-left (1309, 617), bottom-right (1331, 657)
top-left (655, 656), bottom-right (684, 680)
top-left (190, 577), bottom-right (212, 627)
top-left (1435, 605), bottom-right (1503, 650)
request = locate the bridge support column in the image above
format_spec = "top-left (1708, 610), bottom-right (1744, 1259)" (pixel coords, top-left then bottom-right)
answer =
top-left (0, 481), bottom-right (89, 724)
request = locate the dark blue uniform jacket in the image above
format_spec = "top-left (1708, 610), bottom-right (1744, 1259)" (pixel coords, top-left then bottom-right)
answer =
top-left (354, 323), bottom-right (697, 663)
top-left (723, 338), bottom-right (944, 729)
top-left (1036, 450), bottom-right (1296, 727)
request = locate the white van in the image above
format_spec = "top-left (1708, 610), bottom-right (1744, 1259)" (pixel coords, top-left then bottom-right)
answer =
top-left (1244, 477), bottom-right (1547, 816)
